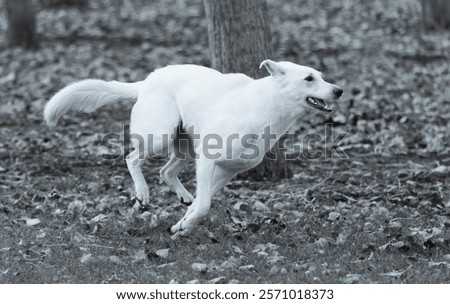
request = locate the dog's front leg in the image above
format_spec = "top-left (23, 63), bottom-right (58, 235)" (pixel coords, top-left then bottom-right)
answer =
top-left (170, 157), bottom-right (216, 239)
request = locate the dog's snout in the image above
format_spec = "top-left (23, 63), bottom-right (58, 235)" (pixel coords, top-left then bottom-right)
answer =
top-left (333, 87), bottom-right (343, 99)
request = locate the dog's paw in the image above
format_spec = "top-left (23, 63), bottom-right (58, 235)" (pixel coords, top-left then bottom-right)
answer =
top-left (169, 219), bottom-right (191, 239)
top-left (135, 185), bottom-right (150, 205)
top-left (169, 227), bottom-right (184, 240)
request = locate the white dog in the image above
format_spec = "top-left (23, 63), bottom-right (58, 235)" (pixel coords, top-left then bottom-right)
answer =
top-left (44, 60), bottom-right (342, 238)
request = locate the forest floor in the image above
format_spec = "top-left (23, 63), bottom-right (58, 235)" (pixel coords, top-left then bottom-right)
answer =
top-left (0, 0), bottom-right (449, 283)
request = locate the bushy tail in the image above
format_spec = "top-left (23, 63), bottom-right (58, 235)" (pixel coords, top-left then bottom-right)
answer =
top-left (44, 79), bottom-right (142, 126)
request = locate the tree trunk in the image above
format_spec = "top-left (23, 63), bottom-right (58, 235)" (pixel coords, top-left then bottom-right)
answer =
top-left (5, 0), bottom-right (39, 49)
top-left (204, 0), bottom-right (292, 181)
top-left (421, 0), bottom-right (450, 29)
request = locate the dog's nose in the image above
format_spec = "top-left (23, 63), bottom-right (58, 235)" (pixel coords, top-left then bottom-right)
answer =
top-left (333, 87), bottom-right (343, 99)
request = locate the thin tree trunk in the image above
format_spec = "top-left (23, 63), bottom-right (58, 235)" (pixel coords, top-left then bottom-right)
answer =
top-left (5, 0), bottom-right (39, 49)
top-left (421, 0), bottom-right (450, 29)
top-left (204, 0), bottom-right (292, 181)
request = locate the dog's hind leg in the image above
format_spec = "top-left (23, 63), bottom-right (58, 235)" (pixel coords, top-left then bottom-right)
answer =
top-left (160, 154), bottom-right (194, 205)
top-left (126, 148), bottom-right (149, 205)
top-left (127, 89), bottom-right (181, 205)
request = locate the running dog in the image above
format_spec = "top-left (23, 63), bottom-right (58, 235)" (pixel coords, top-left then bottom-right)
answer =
top-left (44, 60), bottom-right (343, 238)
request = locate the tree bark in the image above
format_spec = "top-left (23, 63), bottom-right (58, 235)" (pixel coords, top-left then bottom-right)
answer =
top-left (204, 0), bottom-right (273, 79)
top-left (421, 0), bottom-right (450, 29)
top-left (204, 0), bottom-right (292, 181)
top-left (5, 0), bottom-right (39, 49)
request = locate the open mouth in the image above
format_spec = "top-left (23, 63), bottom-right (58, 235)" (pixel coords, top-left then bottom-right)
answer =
top-left (305, 97), bottom-right (333, 113)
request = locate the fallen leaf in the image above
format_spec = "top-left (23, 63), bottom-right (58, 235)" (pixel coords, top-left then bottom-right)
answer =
top-left (388, 221), bottom-right (402, 228)
top-left (239, 265), bottom-right (255, 270)
top-left (270, 265), bottom-right (279, 274)
top-left (381, 271), bottom-right (404, 278)
top-left (409, 227), bottom-right (442, 241)
top-left (80, 254), bottom-right (95, 265)
top-left (36, 232), bottom-right (46, 239)
top-left (68, 200), bottom-right (85, 214)
top-left (431, 165), bottom-right (449, 174)
top-left (381, 266), bottom-right (411, 278)
top-left (22, 217), bottom-right (41, 226)
top-left (232, 245), bottom-right (243, 254)
top-left (138, 211), bottom-right (153, 221)
top-left (109, 255), bottom-right (126, 265)
top-left (89, 214), bottom-right (107, 224)
top-left (315, 238), bottom-right (329, 248)
top-left (379, 241), bottom-right (405, 252)
top-left (328, 211), bottom-right (341, 221)
top-left (273, 202), bottom-right (285, 209)
top-left (208, 276), bottom-right (227, 284)
top-left (134, 250), bottom-right (146, 261)
top-left (155, 248), bottom-right (170, 259)
top-left (191, 263), bottom-right (208, 272)
top-left (343, 273), bottom-right (361, 283)
top-left (253, 201), bottom-right (270, 211)
top-left (336, 233), bottom-right (347, 245)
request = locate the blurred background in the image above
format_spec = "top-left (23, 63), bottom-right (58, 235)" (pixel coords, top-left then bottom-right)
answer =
top-left (0, 0), bottom-right (449, 156)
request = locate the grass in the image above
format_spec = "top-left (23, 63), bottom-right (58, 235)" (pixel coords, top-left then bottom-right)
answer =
top-left (1, 151), bottom-right (449, 283)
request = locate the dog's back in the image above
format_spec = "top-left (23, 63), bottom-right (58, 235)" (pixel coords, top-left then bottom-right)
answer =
top-left (144, 64), bottom-right (253, 100)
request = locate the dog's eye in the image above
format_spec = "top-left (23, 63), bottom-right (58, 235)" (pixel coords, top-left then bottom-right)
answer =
top-left (304, 76), bottom-right (314, 82)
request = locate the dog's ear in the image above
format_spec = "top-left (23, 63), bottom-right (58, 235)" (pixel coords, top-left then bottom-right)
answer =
top-left (259, 60), bottom-right (285, 76)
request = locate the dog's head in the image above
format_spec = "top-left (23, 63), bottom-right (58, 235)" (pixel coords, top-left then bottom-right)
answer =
top-left (260, 59), bottom-right (343, 113)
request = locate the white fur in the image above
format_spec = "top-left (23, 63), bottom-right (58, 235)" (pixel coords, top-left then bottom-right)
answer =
top-left (44, 60), bottom-right (342, 238)
top-left (44, 79), bottom-right (142, 126)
